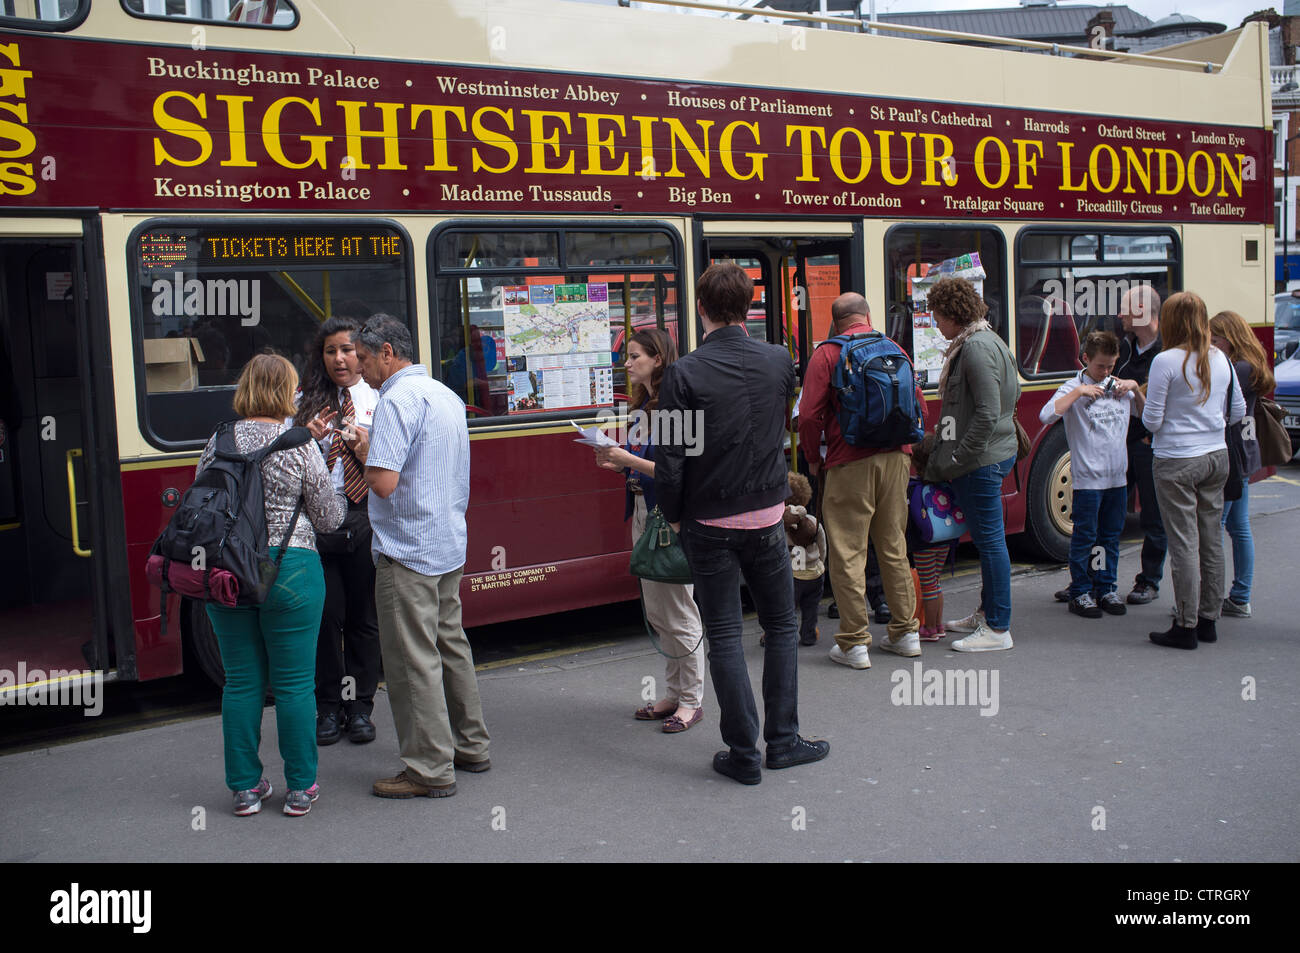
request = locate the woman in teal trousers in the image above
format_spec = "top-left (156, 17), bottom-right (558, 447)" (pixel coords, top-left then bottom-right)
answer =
top-left (197, 353), bottom-right (344, 817)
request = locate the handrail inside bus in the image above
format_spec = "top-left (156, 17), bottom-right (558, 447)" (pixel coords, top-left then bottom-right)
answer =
top-left (625, 0), bottom-right (1222, 72)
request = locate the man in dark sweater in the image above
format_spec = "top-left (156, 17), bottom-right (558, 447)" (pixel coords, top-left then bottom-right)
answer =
top-left (656, 262), bottom-right (829, 785)
top-left (1116, 285), bottom-right (1166, 605)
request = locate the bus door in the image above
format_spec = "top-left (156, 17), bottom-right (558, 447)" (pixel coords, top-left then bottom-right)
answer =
top-left (695, 223), bottom-right (861, 372)
top-left (0, 224), bottom-right (128, 701)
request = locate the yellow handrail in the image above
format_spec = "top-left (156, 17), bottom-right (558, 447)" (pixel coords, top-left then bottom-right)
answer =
top-left (65, 448), bottom-right (91, 558)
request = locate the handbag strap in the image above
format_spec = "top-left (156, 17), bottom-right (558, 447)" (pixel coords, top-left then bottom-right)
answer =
top-left (636, 578), bottom-right (706, 660)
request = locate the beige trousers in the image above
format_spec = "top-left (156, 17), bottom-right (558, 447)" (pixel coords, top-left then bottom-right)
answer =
top-left (633, 496), bottom-right (705, 709)
top-left (374, 555), bottom-right (490, 786)
top-left (822, 451), bottom-right (919, 649)
top-left (1153, 451), bottom-right (1228, 628)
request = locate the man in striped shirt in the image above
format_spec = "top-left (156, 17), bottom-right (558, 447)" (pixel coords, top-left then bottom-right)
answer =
top-left (356, 315), bottom-right (491, 799)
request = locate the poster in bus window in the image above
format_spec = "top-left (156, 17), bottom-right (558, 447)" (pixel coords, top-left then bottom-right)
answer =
top-left (908, 253), bottom-right (986, 385)
top-left (502, 282), bottom-right (612, 414)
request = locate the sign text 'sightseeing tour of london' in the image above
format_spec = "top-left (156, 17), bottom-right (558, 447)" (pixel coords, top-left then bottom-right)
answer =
top-left (0, 32), bottom-right (1270, 223)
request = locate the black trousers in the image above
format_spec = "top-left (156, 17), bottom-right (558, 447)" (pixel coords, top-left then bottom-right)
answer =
top-left (315, 504), bottom-right (381, 717)
top-left (792, 574), bottom-right (823, 642)
top-left (1127, 440), bottom-right (1168, 591)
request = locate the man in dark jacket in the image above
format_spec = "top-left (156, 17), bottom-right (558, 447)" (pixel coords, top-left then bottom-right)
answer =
top-left (1116, 285), bottom-right (1165, 605)
top-left (656, 262), bottom-right (829, 785)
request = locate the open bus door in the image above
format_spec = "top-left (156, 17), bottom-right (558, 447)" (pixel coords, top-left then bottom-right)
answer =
top-left (0, 219), bottom-right (132, 705)
top-left (695, 221), bottom-right (862, 461)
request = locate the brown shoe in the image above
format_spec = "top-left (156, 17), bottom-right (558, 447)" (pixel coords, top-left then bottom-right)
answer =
top-left (454, 755), bottom-right (491, 773)
top-left (372, 770), bottom-right (457, 799)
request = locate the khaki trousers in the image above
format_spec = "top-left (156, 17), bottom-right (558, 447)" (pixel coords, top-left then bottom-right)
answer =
top-left (375, 555), bottom-right (490, 786)
top-left (823, 451), bottom-right (918, 649)
top-left (633, 496), bottom-right (705, 708)
top-left (1153, 451), bottom-right (1228, 628)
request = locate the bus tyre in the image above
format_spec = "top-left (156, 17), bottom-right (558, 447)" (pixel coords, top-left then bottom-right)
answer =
top-left (1023, 424), bottom-right (1072, 563)
top-left (186, 599), bottom-right (226, 687)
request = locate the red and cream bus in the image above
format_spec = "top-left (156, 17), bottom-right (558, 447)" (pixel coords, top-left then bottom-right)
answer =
top-left (0, 0), bottom-right (1272, 690)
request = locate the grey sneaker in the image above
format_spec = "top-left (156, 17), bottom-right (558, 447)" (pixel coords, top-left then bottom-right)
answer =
top-left (945, 608), bottom-right (986, 634)
top-left (283, 783), bottom-right (320, 817)
top-left (1098, 592), bottom-right (1128, 616)
top-left (233, 778), bottom-right (272, 816)
top-left (1221, 597), bottom-right (1252, 618)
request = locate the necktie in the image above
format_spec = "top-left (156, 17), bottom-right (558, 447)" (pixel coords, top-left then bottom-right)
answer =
top-left (327, 388), bottom-right (368, 503)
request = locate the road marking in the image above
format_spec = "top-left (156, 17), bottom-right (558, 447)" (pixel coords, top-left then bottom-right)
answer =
top-left (476, 641), bottom-right (621, 671)
top-left (1264, 474), bottom-right (1300, 487)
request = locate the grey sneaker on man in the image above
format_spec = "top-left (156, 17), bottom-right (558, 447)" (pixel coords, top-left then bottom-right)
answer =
top-left (1221, 597), bottom-right (1252, 618)
top-left (1127, 583), bottom-right (1157, 605)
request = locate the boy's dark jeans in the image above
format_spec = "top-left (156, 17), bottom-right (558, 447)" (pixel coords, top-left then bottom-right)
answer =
top-left (681, 519), bottom-right (800, 769)
top-left (1068, 486), bottom-right (1127, 598)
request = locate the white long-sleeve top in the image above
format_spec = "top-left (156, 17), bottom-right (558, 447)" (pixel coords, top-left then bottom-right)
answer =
top-left (1141, 346), bottom-right (1246, 459)
top-left (1039, 372), bottom-right (1137, 490)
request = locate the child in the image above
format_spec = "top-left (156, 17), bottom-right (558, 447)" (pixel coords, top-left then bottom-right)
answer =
top-left (1039, 330), bottom-right (1145, 618)
top-left (783, 471), bottom-right (828, 647)
top-left (907, 435), bottom-right (951, 641)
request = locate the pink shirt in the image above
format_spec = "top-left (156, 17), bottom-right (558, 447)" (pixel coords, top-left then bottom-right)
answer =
top-left (698, 502), bottom-right (785, 530)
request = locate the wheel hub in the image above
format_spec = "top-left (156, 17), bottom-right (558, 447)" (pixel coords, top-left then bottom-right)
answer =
top-left (1047, 450), bottom-right (1073, 537)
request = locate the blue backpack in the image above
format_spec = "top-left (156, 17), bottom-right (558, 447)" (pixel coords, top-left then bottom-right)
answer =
top-left (825, 332), bottom-right (926, 448)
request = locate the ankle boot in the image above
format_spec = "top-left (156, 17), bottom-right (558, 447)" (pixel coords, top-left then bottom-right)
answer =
top-left (1196, 617), bottom-right (1217, 643)
top-left (1150, 622), bottom-right (1198, 650)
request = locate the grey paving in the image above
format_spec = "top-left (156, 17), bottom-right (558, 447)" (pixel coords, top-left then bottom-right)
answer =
top-left (3, 481), bottom-right (1299, 863)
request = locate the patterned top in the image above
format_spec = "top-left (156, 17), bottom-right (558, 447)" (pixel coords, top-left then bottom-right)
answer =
top-left (196, 419), bottom-right (344, 552)
top-left (366, 364), bottom-right (470, 577)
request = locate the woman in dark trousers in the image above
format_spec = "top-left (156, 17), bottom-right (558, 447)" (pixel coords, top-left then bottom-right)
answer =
top-left (294, 316), bottom-right (382, 745)
top-left (1209, 309), bottom-right (1274, 619)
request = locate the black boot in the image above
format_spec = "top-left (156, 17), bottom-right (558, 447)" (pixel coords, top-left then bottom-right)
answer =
top-left (1196, 617), bottom-right (1217, 643)
top-left (1150, 622), bottom-right (1197, 650)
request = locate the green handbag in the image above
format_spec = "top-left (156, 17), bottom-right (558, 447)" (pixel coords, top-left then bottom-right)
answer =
top-left (630, 505), bottom-right (693, 585)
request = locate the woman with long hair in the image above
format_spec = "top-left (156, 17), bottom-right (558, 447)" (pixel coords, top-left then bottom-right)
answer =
top-left (1209, 310), bottom-right (1274, 619)
top-left (1141, 293), bottom-right (1246, 649)
top-left (593, 328), bottom-right (705, 732)
top-left (292, 315), bottom-right (383, 746)
top-left (199, 353), bottom-right (344, 815)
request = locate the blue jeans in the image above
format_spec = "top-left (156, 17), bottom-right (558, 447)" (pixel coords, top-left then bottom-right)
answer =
top-left (1221, 481), bottom-right (1253, 603)
top-left (951, 457), bottom-right (1015, 631)
top-left (680, 519), bottom-right (799, 769)
top-left (1068, 486), bottom-right (1127, 598)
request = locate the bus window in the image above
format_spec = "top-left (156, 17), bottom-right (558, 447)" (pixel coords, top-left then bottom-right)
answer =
top-left (130, 223), bottom-right (411, 449)
top-left (1015, 228), bottom-right (1179, 377)
top-left (430, 225), bottom-right (681, 420)
top-left (0, 0), bottom-right (85, 28)
top-left (883, 225), bottom-right (1006, 388)
top-left (120, 0), bottom-right (298, 28)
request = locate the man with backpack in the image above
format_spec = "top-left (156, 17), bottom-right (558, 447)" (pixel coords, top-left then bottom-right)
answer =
top-left (798, 293), bottom-right (923, 670)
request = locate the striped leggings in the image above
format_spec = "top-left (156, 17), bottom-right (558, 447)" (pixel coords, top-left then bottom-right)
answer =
top-left (913, 545), bottom-right (948, 599)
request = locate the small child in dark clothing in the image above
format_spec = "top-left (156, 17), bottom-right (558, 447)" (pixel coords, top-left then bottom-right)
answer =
top-left (784, 471), bottom-right (828, 646)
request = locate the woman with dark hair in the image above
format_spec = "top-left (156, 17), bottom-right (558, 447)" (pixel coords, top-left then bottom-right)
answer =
top-left (293, 316), bottom-right (382, 744)
top-left (1209, 309), bottom-right (1275, 619)
top-left (200, 354), bottom-right (344, 816)
top-left (1143, 293), bottom-right (1246, 648)
top-left (593, 328), bottom-right (705, 732)
top-left (924, 277), bottom-right (1021, 652)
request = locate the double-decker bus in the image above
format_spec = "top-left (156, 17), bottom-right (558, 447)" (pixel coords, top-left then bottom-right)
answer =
top-left (0, 0), bottom-right (1273, 693)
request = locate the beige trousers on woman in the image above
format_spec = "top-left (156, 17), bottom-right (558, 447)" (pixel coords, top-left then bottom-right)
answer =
top-left (633, 495), bottom-right (705, 709)
top-left (1153, 450), bottom-right (1228, 628)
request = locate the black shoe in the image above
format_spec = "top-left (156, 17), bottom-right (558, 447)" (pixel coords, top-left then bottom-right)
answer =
top-left (1149, 623), bottom-right (1197, 650)
top-left (765, 736), bottom-right (830, 770)
top-left (345, 712), bottom-right (376, 744)
top-left (1127, 583), bottom-right (1158, 605)
top-left (827, 601), bottom-right (839, 620)
top-left (316, 711), bottom-right (342, 746)
top-left (454, 755), bottom-right (492, 773)
top-left (712, 751), bottom-right (761, 785)
top-left (1054, 589), bottom-right (1071, 603)
top-left (1196, 617), bottom-right (1217, 643)
top-left (1098, 592), bottom-right (1128, 616)
top-left (873, 605), bottom-right (892, 625)
top-left (1069, 594), bottom-right (1103, 618)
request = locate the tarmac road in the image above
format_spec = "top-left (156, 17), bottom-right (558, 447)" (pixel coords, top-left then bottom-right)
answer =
top-left (2, 473), bottom-right (1298, 863)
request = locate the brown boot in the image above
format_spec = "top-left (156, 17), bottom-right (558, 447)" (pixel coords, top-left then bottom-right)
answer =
top-left (372, 770), bottom-right (456, 799)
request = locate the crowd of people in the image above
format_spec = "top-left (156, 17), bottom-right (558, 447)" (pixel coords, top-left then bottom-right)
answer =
top-left (189, 263), bottom-right (1266, 807)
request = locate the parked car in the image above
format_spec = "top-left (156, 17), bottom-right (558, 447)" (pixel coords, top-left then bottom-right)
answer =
top-left (1275, 290), bottom-right (1300, 363)
top-left (1274, 351), bottom-right (1300, 451)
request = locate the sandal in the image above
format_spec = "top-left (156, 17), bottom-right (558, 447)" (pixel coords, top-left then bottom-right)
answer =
top-left (919, 625), bottom-right (943, 642)
top-left (662, 709), bottom-right (704, 733)
top-left (635, 703), bottom-right (673, 721)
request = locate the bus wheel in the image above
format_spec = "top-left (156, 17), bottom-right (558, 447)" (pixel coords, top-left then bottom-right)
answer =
top-left (1024, 424), bottom-right (1072, 563)
top-left (185, 599), bottom-right (226, 687)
